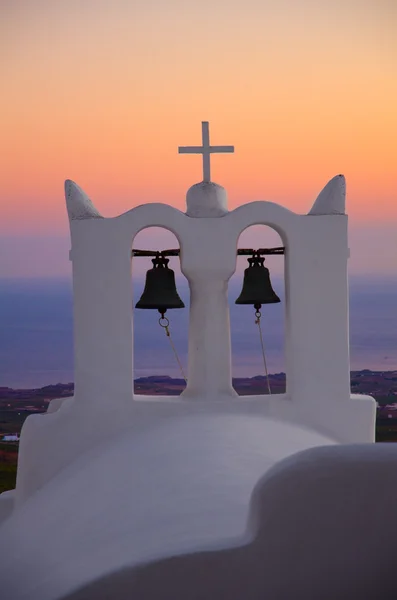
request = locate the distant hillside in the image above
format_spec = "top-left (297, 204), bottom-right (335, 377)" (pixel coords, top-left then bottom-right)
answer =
top-left (1, 370), bottom-right (396, 493)
top-left (1, 370), bottom-right (396, 408)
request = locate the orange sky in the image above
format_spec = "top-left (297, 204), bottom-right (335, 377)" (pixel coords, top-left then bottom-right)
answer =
top-left (0, 0), bottom-right (396, 275)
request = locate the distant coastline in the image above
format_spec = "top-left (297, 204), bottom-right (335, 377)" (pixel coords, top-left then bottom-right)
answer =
top-left (1, 369), bottom-right (397, 494)
top-left (1, 369), bottom-right (396, 402)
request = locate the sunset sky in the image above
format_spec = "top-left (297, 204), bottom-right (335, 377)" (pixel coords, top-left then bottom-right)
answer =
top-left (1, 0), bottom-right (396, 277)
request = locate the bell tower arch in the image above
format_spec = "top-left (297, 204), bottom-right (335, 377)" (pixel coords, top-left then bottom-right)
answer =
top-left (230, 224), bottom-right (285, 394)
top-left (131, 226), bottom-right (187, 391)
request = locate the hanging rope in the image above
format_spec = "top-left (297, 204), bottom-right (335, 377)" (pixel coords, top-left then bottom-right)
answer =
top-left (255, 309), bottom-right (272, 395)
top-left (159, 315), bottom-right (187, 383)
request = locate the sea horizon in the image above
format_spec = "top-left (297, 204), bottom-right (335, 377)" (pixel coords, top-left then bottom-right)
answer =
top-left (0, 274), bottom-right (396, 389)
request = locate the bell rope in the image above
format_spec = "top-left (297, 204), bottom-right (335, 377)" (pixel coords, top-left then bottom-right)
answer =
top-left (255, 309), bottom-right (272, 395)
top-left (159, 315), bottom-right (187, 383)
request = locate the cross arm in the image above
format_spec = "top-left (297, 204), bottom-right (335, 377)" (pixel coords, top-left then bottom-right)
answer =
top-left (178, 145), bottom-right (234, 154)
top-left (178, 147), bottom-right (203, 154)
top-left (209, 146), bottom-right (234, 153)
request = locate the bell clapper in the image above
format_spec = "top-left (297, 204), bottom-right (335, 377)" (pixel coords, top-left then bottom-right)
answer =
top-left (254, 304), bottom-right (272, 396)
top-left (158, 310), bottom-right (187, 383)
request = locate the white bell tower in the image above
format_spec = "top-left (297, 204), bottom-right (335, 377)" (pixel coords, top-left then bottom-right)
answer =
top-left (13, 122), bottom-right (375, 509)
top-left (64, 122), bottom-right (375, 438)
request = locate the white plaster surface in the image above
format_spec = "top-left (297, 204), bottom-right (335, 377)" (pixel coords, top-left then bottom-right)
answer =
top-left (0, 490), bottom-right (15, 524)
top-left (4, 173), bottom-right (375, 511)
top-left (47, 397), bottom-right (67, 414)
top-left (62, 443), bottom-right (397, 600)
top-left (185, 181), bottom-right (229, 217)
top-left (2, 438), bottom-right (397, 600)
top-left (0, 411), bottom-right (336, 600)
top-left (61, 174), bottom-right (374, 440)
top-left (65, 180), bottom-right (103, 221)
top-left (0, 170), bottom-right (379, 599)
top-left (308, 174), bottom-right (346, 215)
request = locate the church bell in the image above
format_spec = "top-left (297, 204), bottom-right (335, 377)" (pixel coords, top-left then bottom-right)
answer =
top-left (135, 254), bottom-right (185, 315)
top-left (235, 254), bottom-right (280, 309)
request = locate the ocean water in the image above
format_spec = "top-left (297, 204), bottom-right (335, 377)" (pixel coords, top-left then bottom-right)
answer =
top-left (0, 275), bottom-right (396, 388)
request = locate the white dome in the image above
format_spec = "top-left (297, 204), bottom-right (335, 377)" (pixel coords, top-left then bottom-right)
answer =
top-left (186, 181), bottom-right (228, 217)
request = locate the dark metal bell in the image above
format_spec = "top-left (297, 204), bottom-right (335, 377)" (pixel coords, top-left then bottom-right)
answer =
top-left (135, 255), bottom-right (185, 314)
top-left (235, 255), bottom-right (280, 309)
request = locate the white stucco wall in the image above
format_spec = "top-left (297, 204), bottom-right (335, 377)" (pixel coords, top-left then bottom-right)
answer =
top-left (8, 175), bottom-right (375, 508)
top-left (0, 171), bottom-right (380, 599)
top-left (2, 440), bottom-right (396, 600)
top-left (0, 414), bottom-right (336, 600)
top-left (66, 177), bottom-right (374, 424)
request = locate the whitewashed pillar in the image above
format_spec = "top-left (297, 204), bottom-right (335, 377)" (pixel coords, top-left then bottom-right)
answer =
top-left (179, 183), bottom-right (237, 398)
top-left (66, 181), bottom-right (133, 409)
top-left (177, 124), bottom-right (237, 398)
top-left (284, 215), bottom-right (351, 406)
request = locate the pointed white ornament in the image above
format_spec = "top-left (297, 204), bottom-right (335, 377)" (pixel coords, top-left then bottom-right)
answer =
top-left (64, 180), bottom-right (103, 221)
top-left (308, 174), bottom-right (346, 215)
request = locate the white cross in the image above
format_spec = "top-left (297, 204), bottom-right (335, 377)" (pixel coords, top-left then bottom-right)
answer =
top-left (178, 121), bottom-right (234, 182)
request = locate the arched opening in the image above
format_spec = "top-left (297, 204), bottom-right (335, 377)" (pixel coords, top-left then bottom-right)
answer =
top-left (131, 227), bottom-right (188, 396)
top-left (229, 225), bottom-right (286, 396)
